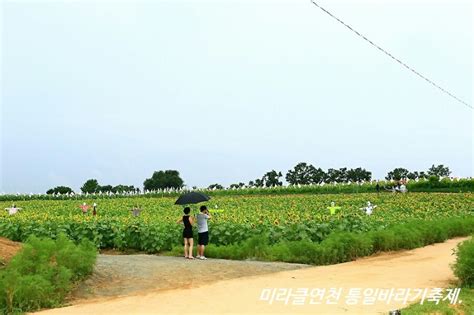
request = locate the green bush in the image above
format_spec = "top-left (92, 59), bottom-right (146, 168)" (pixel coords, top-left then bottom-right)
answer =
top-left (0, 234), bottom-right (97, 314)
top-left (199, 217), bottom-right (474, 266)
top-left (453, 237), bottom-right (474, 287)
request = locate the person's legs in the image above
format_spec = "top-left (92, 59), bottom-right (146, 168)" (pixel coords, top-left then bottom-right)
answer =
top-left (188, 238), bottom-right (194, 259)
top-left (183, 238), bottom-right (188, 258)
top-left (200, 232), bottom-right (208, 259)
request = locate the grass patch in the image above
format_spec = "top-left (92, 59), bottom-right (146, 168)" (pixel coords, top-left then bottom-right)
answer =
top-left (0, 234), bottom-right (97, 314)
top-left (402, 288), bottom-right (473, 315)
top-left (453, 237), bottom-right (474, 288)
top-left (168, 217), bottom-right (474, 266)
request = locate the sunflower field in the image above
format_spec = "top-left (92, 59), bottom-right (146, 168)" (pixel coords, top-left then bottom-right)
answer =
top-left (0, 193), bottom-right (472, 253)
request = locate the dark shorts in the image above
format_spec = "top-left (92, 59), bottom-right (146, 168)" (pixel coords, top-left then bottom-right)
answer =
top-left (198, 231), bottom-right (209, 245)
top-left (183, 228), bottom-right (193, 239)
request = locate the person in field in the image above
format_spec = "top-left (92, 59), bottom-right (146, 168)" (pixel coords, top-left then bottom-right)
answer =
top-left (4, 204), bottom-right (21, 215)
top-left (92, 203), bottom-right (97, 216)
top-left (361, 201), bottom-right (377, 215)
top-left (327, 202), bottom-right (341, 215)
top-left (396, 183), bottom-right (408, 193)
top-left (196, 205), bottom-right (211, 260)
top-left (131, 205), bottom-right (142, 217)
top-left (79, 203), bottom-right (90, 214)
top-left (177, 207), bottom-right (194, 259)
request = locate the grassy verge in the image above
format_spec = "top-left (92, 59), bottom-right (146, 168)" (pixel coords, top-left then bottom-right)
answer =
top-left (0, 234), bottom-right (97, 314)
top-left (402, 237), bottom-right (474, 314)
top-left (401, 289), bottom-right (473, 315)
top-left (168, 217), bottom-right (474, 265)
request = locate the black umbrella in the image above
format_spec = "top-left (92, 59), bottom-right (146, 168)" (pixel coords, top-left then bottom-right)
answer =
top-left (175, 192), bottom-right (210, 205)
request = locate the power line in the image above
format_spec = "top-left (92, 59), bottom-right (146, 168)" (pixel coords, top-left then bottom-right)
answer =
top-left (309, 0), bottom-right (472, 110)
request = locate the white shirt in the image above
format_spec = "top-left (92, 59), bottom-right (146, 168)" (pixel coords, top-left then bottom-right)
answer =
top-left (196, 213), bottom-right (209, 233)
top-left (7, 207), bottom-right (19, 215)
top-left (365, 205), bottom-right (374, 215)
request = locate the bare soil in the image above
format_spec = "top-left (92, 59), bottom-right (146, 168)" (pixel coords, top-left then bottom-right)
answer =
top-left (37, 237), bottom-right (469, 315)
top-left (0, 237), bottom-right (22, 265)
top-left (72, 255), bottom-right (309, 301)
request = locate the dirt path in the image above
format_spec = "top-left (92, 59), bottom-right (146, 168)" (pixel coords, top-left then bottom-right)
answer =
top-left (0, 237), bottom-right (22, 265)
top-left (38, 238), bottom-right (468, 315)
top-left (72, 255), bottom-right (309, 300)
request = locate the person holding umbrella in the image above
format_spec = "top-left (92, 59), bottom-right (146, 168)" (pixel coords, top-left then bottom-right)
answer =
top-left (176, 207), bottom-right (195, 259)
top-left (174, 192), bottom-right (211, 260)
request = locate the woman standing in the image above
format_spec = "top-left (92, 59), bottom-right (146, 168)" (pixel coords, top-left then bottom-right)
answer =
top-left (177, 207), bottom-right (194, 259)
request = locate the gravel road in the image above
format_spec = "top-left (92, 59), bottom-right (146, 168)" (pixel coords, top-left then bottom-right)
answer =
top-left (73, 254), bottom-right (309, 301)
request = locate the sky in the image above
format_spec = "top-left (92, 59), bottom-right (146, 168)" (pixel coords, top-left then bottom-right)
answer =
top-left (0, 0), bottom-right (472, 193)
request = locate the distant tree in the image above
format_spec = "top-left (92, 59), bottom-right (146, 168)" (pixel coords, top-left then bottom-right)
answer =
top-left (326, 168), bottom-right (348, 183)
top-left (263, 170), bottom-right (283, 187)
top-left (81, 179), bottom-right (100, 194)
top-left (311, 167), bottom-right (327, 184)
top-left (286, 162), bottom-right (314, 185)
top-left (326, 168), bottom-right (339, 183)
top-left (385, 168), bottom-right (410, 181)
top-left (286, 162), bottom-right (326, 185)
top-left (427, 164), bottom-right (451, 178)
top-left (99, 185), bottom-right (113, 193)
top-left (46, 186), bottom-right (74, 195)
top-left (337, 167), bottom-right (348, 182)
top-left (112, 185), bottom-right (136, 193)
top-left (346, 168), bottom-right (372, 182)
top-left (229, 182), bottom-right (245, 189)
top-left (143, 170), bottom-right (184, 191)
top-left (208, 183), bottom-right (224, 190)
top-left (407, 171), bottom-right (428, 180)
top-left (253, 179), bottom-right (265, 187)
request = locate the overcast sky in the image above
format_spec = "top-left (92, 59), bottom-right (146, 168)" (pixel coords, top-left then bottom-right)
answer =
top-left (1, 0), bottom-right (472, 193)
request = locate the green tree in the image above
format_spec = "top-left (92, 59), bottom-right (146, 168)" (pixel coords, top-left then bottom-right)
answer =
top-left (346, 167), bottom-right (372, 182)
top-left (143, 170), bottom-right (184, 191)
top-left (249, 179), bottom-right (264, 187)
top-left (208, 183), bottom-right (224, 190)
top-left (286, 162), bottom-right (327, 185)
top-left (81, 179), bottom-right (100, 194)
top-left (229, 183), bottom-right (245, 189)
top-left (326, 168), bottom-right (338, 183)
top-left (112, 185), bottom-right (136, 193)
top-left (385, 168), bottom-right (410, 181)
top-left (326, 168), bottom-right (348, 183)
top-left (263, 170), bottom-right (283, 187)
top-left (427, 164), bottom-right (451, 178)
top-left (407, 171), bottom-right (427, 180)
top-left (46, 186), bottom-right (74, 195)
top-left (99, 185), bottom-right (113, 193)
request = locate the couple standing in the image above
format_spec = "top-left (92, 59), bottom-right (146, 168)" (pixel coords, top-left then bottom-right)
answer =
top-left (178, 205), bottom-right (211, 260)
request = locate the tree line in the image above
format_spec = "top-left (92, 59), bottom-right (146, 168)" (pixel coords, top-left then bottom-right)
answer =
top-left (46, 163), bottom-right (452, 194)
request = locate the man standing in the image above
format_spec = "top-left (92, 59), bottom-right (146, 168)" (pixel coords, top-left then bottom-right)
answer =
top-left (196, 205), bottom-right (211, 260)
